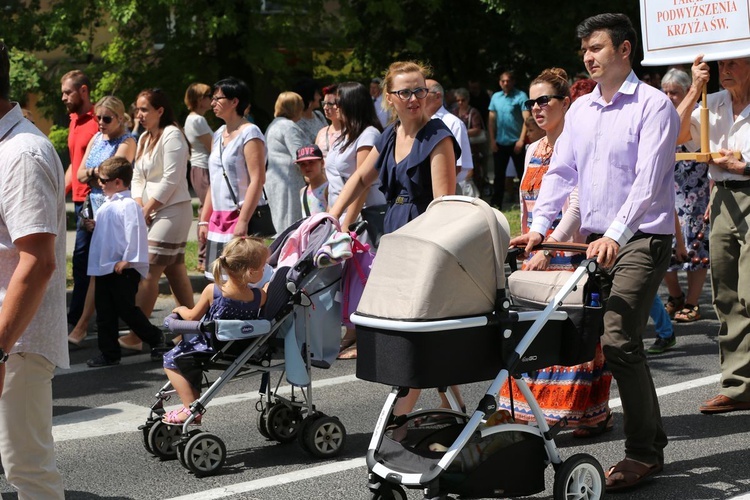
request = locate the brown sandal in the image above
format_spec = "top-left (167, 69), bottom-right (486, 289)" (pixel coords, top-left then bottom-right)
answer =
top-left (605, 458), bottom-right (663, 491)
top-left (572, 410), bottom-right (614, 438)
top-left (674, 304), bottom-right (700, 322)
top-left (665, 293), bottom-right (685, 319)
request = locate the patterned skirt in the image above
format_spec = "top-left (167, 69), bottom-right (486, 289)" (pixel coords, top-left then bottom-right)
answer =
top-left (497, 343), bottom-right (612, 428)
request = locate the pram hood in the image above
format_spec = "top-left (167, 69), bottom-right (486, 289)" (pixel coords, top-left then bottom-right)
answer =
top-left (356, 196), bottom-right (510, 321)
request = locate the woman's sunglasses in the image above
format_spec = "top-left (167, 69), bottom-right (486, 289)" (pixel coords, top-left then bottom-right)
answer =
top-left (96, 115), bottom-right (114, 124)
top-left (523, 95), bottom-right (565, 111)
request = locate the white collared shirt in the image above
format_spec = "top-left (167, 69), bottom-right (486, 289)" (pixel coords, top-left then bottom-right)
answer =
top-left (688, 89), bottom-right (750, 182)
top-left (0, 103), bottom-right (69, 368)
top-left (433, 105), bottom-right (473, 181)
top-left (88, 190), bottom-right (150, 277)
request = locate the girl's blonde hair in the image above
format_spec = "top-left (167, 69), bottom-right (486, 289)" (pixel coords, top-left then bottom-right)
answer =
top-left (211, 236), bottom-right (269, 288)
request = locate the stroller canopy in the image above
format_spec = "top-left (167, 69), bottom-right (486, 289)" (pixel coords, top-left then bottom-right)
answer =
top-left (356, 196), bottom-right (510, 321)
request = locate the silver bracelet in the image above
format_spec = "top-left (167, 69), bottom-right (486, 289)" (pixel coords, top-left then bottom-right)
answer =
top-left (197, 221), bottom-right (209, 227)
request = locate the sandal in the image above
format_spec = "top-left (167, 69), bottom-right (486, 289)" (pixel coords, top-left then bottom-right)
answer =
top-left (605, 458), bottom-right (663, 491)
top-left (674, 304), bottom-right (700, 322)
top-left (339, 337), bottom-right (356, 353)
top-left (665, 293), bottom-right (685, 319)
top-left (572, 410), bottom-right (614, 438)
top-left (337, 344), bottom-right (357, 360)
top-left (162, 407), bottom-right (202, 426)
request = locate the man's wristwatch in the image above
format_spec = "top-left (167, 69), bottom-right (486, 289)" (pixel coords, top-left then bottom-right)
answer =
top-left (0, 348), bottom-right (9, 364)
top-left (543, 249), bottom-right (552, 259)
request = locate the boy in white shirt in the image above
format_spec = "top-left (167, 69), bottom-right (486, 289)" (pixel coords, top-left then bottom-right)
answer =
top-left (85, 156), bottom-right (167, 367)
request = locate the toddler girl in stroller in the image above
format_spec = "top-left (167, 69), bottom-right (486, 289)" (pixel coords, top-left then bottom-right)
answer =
top-left (162, 236), bottom-right (270, 425)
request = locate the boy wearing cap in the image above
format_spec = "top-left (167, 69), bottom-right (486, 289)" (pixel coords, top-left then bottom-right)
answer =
top-left (295, 145), bottom-right (328, 217)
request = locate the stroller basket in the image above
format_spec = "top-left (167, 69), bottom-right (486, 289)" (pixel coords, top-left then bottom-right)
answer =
top-left (374, 424), bottom-right (547, 498)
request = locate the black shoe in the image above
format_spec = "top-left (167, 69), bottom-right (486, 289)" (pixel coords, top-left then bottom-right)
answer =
top-left (86, 354), bottom-right (120, 368)
top-left (648, 335), bottom-right (676, 354)
top-left (149, 331), bottom-right (169, 361)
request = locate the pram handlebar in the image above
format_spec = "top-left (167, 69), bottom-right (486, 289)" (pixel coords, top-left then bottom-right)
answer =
top-left (507, 242), bottom-right (598, 273)
top-left (163, 313), bottom-right (203, 335)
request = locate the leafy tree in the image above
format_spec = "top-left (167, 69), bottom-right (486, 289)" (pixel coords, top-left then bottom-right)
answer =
top-left (8, 50), bottom-right (46, 106)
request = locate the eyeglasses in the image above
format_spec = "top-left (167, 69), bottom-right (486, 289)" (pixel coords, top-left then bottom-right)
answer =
top-left (322, 101), bottom-right (338, 108)
top-left (98, 176), bottom-right (117, 184)
top-left (388, 87), bottom-right (429, 101)
top-left (96, 115), bottom-right (114, 124)
top-left (211, 96), bottom-right (229, 103)
top-left (523, 95), bottom-right (566, 111)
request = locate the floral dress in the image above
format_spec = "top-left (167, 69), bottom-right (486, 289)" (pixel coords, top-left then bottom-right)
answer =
top-left (668, 146), bottom-right (710, 272)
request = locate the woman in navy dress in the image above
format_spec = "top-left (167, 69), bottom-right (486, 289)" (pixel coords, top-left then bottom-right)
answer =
top-left (329, 60), bottom-right (460, 436)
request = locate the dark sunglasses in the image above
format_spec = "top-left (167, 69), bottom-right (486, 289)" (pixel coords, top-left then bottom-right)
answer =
top-left (96, 115), bottom-right (114, 124)
top-left (98, 176), bottom-right (117, 184)
top-left (322, 101), bottom-right (339, 107)
top-left (388, 87), bottom-right (429, 101)
top-left (523, 95), bottom-right (565, 111)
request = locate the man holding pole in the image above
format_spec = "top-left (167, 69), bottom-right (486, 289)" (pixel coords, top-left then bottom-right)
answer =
top-left (512, 13), bottom-right (678, 491)
top-left (677, 55), bottom-right (750, 415)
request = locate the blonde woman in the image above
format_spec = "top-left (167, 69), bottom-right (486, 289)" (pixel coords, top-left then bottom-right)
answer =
top-left (69, 96), bottom-right (136, 345)
top-left (264, 92), bottom-right (307, 233)
top-left (184, 83), bottom-right (214, 272)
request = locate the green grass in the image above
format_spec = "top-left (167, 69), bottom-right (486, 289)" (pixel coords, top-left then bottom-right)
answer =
top-left (66, 240), bottom-right (201, 290)
top-left (503, 204), bottom-right (522, 237)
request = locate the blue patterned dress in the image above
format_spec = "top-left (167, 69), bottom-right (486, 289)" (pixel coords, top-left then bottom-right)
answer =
top-left (85, 131), bottom-right (136, 213)
top-left (163, 286), bottom-right (263, 369)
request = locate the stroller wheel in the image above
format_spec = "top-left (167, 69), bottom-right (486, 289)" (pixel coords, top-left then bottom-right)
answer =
top-left (177, 429), bottom-right (202, 470)
top-left (183, 432), bottom-right (227, 477)
top-left (303, 415), bottom-right (346, 458)
top-left (370, 484), bottom-right (407, 500)
top-left (553, 453), bottom-right (605, 500)
top-left (256, 406), bottom-right (271, 440)
top-left (147, 421), bottom-right (181, 460)
top-left (141, 423), bottom-right (155, 456)
top-left (265, 403), bottom-right (303, 443)
top-left (297, 413), bottom-right (322, 453)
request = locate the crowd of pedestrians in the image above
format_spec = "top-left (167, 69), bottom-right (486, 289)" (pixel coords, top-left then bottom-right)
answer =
top-left (2, 7), bottom-right (750, 497)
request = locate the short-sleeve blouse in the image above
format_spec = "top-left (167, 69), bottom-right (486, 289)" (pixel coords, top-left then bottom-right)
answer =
top-left (325, 126), bottom-right (385, 208)
top-left (374, 118), bottom-right (460, 233)
top-left (207, 123), bottom-right (266, 214)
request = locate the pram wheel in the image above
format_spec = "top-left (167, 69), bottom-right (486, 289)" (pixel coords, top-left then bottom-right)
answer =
top-left (256, 407), bottom-right (271, 439)
top-left (147, 421), bottom-right (181, 460)
top-left (265, 403), bottom-right (303, 443)
top-left (301, 415), bottom-right (346, 458)
top-left (183, 432), bottom-right (227, 477)
top-left (370, 484), bottom-right (407, 500)
top-left (553, 453), bottom-right (605, 500)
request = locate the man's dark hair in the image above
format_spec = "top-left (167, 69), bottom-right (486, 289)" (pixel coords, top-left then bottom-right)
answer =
top-left (0, 42), bottom-right (9, 100)
top-left (576, 13), bottom-right (638, 63)
top-left (293, 77), bottom-right (319, 110)
top-left (213, 77), bottom-right (251, 117)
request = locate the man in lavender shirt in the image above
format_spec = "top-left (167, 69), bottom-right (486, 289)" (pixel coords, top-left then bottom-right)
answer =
top-left (511, 13), bottom-right (679, 492)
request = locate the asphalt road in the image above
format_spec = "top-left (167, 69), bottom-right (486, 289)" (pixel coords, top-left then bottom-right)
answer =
top-left (1, 277), bottom-right (749, 500)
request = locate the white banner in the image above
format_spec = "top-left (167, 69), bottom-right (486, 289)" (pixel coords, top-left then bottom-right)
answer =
top-left (640, 0), bottom-right (750, 66)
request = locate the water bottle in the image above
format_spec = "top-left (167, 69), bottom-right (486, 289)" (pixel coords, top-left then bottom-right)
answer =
top-left (589, 293), bottom-right (601, 308)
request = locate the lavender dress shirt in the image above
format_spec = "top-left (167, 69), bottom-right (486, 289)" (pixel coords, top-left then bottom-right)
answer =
top-left (530, 71), bottom-right (679, 247)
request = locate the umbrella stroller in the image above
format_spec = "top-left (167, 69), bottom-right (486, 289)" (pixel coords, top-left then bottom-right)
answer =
top-left (139, 214), bottom-right (359, 476)
top-left (352, 196), bottom-right (607, 500)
